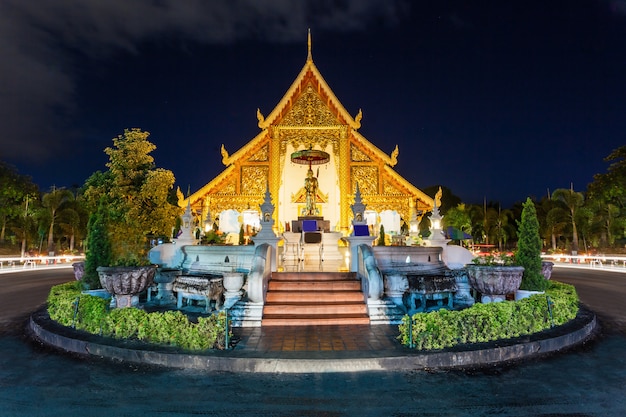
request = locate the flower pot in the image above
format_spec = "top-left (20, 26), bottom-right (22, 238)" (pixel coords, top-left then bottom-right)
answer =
top-left (222, 272), bottom-right (244, 309)
top-left (97, 265), bottom-right (156, 308)
top-left (466, 264), bottom-right (524, 303)
top-left (72, 261), bottom-right (85, 281)
top-left (223, 272), bottom-right (244, 298)
top-left (151, 267), bottom-right (180, 305)
top-left (541, 261), bottom-right (554, 280)
top-left (514, 289), bottom-right (545, 301)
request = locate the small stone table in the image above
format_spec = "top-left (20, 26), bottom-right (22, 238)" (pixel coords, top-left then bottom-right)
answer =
top-left (405, 274), bottom-right (457, 313)
top-left (172, 275), bottom-right (224, 313)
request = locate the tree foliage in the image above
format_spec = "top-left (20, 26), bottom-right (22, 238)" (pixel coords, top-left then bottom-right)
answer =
top-left (83, 128), bottom-right (180, 266)
top-left (516, 198), bottom-right (547, 291)
top-left (0, 161), bottom-right (38, 244)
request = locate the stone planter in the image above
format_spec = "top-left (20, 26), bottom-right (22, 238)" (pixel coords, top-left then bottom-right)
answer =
top-left (151, 267), bottom-right (179, 305)
top-left (72, 261), bottom-right (85, 281)
top-left (222, 272), bottom-right (245, 309)
top-left (541, 261), bottom-right (554, 280)
top-left (383, 274), bottom-right (409, 308)
top-left (97, 265), bottom-right (156, 308)
top-left (466, 264), bottom-right (524, 303)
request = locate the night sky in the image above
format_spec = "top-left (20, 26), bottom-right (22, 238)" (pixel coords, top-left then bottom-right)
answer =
top-left (1, 1), bottom-right (625, 207)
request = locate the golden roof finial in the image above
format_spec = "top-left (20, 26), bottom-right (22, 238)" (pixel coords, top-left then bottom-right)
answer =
top-left (307, 28), bottom-right (312, 61)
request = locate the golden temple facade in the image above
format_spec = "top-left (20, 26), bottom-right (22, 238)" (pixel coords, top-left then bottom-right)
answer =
top-left (181, 33), bottom-right (433, 235)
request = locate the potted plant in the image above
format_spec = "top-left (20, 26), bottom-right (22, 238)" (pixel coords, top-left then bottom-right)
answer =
top-left (466, 253), bottom-right (524, 303)
top-left (515, 197), bottom-right (548, 300)
top-left (83, 128), bottom-right (181, 307)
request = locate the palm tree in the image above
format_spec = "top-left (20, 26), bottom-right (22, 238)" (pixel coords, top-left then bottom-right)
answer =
top-left (42, 187), bottom-right (73, 254)
top-left (552, 187), bottom-right (584, 254)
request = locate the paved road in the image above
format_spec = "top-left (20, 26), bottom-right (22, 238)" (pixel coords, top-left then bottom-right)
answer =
top-left (0, 264), bottom-right (625, 416)
top-left (0, 266), bottom-right (74, 331)
top-left (552, 265), bottom-right (626, 333)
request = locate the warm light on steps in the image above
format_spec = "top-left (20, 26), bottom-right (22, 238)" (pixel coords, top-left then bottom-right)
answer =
top-left (262, 271), bottom-right (370, 326)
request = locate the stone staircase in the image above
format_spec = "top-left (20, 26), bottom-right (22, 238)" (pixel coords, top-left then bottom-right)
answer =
top-left (261, 272), bottom-right (370, 326)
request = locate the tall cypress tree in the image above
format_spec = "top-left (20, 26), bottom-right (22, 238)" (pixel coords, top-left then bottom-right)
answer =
top-left (517, 197), bottom-right (547, 291)
top-left (83, 200), bottom-right (111, 289)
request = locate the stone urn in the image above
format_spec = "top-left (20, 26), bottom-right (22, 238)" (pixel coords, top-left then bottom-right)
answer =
top-left (466, 264), bottom-right (524, 303)
top-left (383, 274), bottom-right (409, 308)
top-left (222, 272), bottom-right (245, 309)
top-left (151, 267), bottom-right (180, 305)
top-left (97, 265), bottom-right (156, 308)
top-left (541, 261), bottom-right (554, 280)
top-left (72, 261), bottom-right (85, 281)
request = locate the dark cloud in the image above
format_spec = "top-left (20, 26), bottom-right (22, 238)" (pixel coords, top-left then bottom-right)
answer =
top-left (0, 0), bottom-right (408, 161)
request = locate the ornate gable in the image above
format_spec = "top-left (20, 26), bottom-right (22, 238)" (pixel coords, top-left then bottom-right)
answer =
top-left (183, 33), bottom-right (433, 234)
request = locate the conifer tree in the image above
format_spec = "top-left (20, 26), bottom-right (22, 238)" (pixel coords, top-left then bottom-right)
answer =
top-left (378, 224), bottom-right (386, 246)
top-left (517, 197), bottom-right (547, 291)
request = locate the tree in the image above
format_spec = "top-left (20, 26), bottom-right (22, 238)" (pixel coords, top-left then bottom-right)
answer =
top-left (587, 146), bottom-right (626, 248)
top-left (42, 187), bottom-right (74, 253)
top-left (552, 187), bottom-right (584, 254)
top-left (0, 161), bottom-right (38, 244)
top-left (517, 198), bottom-right (547, 291)
top-left (83, 128), bottom-right (180, 265)
top-left (378, 224), bottom-right (386, 246)
top-left (83, 201), bottom-right (111, 289)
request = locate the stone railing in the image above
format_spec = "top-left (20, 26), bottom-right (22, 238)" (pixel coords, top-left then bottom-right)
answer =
top-left (246, 244), bottom-right (272, 304)
top-left (181, 245), bottom-right (256, 275)
top-left (359, 245), bottom-right (473, 313)
top-left (356, 244), bottom-right (384, 301)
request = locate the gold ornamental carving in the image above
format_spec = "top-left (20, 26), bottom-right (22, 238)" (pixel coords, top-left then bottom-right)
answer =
top-left (241, 166), bottom-right (269, 195)
top-left (217, 180), bottom-right (236, 195)
top-left (281, 84), bottom-right (337, 126)
top-left (210, 195), bottom-right (264, 214)
top-left (362, 195), bottom-right (412, 223)
top-left (351, 144), bottom-right (371, 162)
top-left (383, 179), bottom-right (404, 196)
top-left (248, 144), bottom-right (269, 162)
top-left (351, 166), bottom-right (378, 195)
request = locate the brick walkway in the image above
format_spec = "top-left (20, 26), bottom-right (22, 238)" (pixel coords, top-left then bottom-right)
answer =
top-left (233, 324), bottom-right (401, 352)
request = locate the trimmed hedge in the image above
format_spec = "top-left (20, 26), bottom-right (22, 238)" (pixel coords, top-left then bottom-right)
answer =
top-left (46, 281), bottom-right (229, 351)
top-left (398, 281), bottom-right (579, 350)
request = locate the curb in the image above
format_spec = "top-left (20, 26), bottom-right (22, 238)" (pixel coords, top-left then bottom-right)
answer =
top-left (29, 310), bottom-right (597, 373)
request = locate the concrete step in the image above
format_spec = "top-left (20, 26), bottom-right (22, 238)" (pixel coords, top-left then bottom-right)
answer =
top-left (263, 302), bottom-right (368, 316)
top-left (262, 271), bottom-right (369, 327)
top-left (266, 290), bottom-right (365, 303)
top-left (272, 271), bottom-right (356, 281)
top-left (261, 314), bottom-right (371, 326)
top-left (268, 280), bottom-right (361, 291)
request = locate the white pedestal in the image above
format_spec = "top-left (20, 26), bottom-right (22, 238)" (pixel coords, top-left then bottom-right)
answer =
top-left (345, 236), bottom-right (377, 272)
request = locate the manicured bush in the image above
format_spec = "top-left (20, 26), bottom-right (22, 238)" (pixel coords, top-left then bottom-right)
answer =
top-left (46, 282), bottom-right (230, 351)
top-left (47, 281), bottom-right (109, 332)
top-left (516, 197), bottom-right (547, 291)
top-left (399, 281), bottom-right (579, 350)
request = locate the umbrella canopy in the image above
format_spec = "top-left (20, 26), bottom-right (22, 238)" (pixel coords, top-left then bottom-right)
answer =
top-left (291, 149), bottom-right (330, 166)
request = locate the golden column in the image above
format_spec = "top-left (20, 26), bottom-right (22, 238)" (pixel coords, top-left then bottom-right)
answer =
top-left (269, 132), bottom-right (281, 228)
top-left (338, 128), bottom-right (351, 234)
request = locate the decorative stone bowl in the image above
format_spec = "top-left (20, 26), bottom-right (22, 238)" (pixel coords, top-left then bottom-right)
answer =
top-left (151, 267), bottom-right (180, 305)
top-left (466, 265), bottom-right (524, 303)
top-left (541, 261), bottom-right (554, 280)
top-left (223, 272), bottom-right (245, 298)
top-left (97, 265), bottom-right (156, 308)
top-left (72, 261), bottom-right (85, 281)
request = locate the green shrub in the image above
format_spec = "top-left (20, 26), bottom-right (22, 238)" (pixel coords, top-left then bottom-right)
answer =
top-left (47, 281), bottom-right (109, 332)
top-left (46, 282), bottom-right (230, 351)
top-left (83, 201), bottom-right (111, 289)
top-left (399, 281), bottom-right (579, 350)
top-left (517, 197), bottom-right (547, 291)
